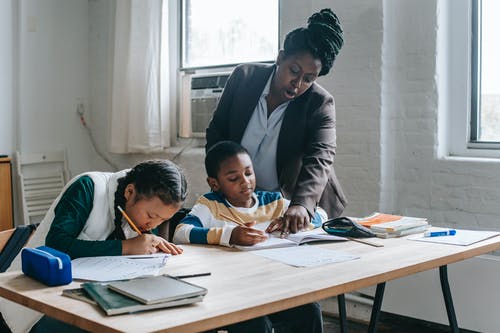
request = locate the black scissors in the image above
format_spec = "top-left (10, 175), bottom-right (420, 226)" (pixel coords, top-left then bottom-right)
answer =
top-left (322, 216), bottom-right (376, 238)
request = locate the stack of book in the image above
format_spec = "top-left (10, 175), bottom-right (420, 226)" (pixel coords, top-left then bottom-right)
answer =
top-left (63, 275), bottom-right (207, 315)
top-left (357, 212), bottom-right (430, 238)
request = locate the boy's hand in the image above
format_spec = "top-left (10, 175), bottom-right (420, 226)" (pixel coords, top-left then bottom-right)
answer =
top-left (266, 217), bottom-right (284, 233)
top-left (230, 221), bottom-right (268, 246)
top-left (122, 234), bottom-right (183, 255)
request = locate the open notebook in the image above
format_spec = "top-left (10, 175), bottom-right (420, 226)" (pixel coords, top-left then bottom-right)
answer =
top-left (234, 225), bottom-right (346, 251)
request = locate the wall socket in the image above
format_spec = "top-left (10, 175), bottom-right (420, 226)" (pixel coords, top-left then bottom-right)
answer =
top-left (76, 100), bottom-right (85, 116)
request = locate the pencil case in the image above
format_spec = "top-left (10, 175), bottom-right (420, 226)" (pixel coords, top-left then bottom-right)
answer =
top-left (21, 246), bottom-right (72, 286)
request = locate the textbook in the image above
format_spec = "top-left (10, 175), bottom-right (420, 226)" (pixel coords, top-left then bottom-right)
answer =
top-left (62, 287), bottom-right (96, 305)
top-left (82, 280), bottom-right (205, 315)
top-left (234, 228), bottom-right (346, 251)
top-left (107, 275), bottom-right (208, 305)
top-left (355, 212), bottom-right (429, 238)
top-left (357, 212), bottom-right (427, 228)
top-left (372, 224), bottom-right (430, 239)
top-left (368, 218), bottom-right (429, 233)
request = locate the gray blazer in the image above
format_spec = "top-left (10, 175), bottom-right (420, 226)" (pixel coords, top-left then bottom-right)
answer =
top-left (206, 63), bottom-right (347, 218)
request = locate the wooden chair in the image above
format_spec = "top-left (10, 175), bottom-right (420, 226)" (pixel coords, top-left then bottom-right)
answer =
top-left (16, 151), bottom-right (69, 225)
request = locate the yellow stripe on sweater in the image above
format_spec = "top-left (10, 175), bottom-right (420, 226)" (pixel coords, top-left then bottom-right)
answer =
top-left (197, 196), bottom-right (286, 224)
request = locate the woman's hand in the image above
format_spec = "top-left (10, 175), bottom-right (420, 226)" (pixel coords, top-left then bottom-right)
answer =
top-left (281, 205), bottom-right (310, 236)
top-left (122, 234), bottom-right (183, 255)
top-left (230, 221), bottom-right (268, 246)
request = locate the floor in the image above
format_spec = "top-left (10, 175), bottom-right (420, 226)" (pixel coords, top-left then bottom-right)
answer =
top-left (322, 312), bottom-right (480, 333)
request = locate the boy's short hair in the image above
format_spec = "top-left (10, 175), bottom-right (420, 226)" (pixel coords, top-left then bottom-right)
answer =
top-left (205, 141), bottom-right (250, 178)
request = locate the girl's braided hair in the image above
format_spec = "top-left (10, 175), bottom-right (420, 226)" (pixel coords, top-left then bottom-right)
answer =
top-left (283, 8), bottom-right (344, 76)
top-left (112, 160), bottom-right (187, 239)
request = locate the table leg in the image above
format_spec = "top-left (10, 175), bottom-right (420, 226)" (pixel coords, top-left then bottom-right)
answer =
top-left (337, 293), bottom-right (348, 333)
top-left (439, 265), bottom-right (459, 333)
top-left (368, 282), bottom-right (386, 333)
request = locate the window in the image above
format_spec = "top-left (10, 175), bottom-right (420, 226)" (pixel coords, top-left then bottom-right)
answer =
top-left (181, 0), bottom-right (279, 69)
top-left (446, 0), bottom-right (500, 157)
top-left (470, 0), bottom-right (500, 146)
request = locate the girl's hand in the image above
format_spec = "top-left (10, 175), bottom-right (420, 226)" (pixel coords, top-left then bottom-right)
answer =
top-left (230, 221), bottom-right (268, 246)
top-left (122, 234), bottom-right (183, 255)
top-left (155, 236), bottom-right (183, 255)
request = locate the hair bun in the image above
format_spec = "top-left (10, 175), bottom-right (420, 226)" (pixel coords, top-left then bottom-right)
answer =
top-left (307, 8), bottom-right (343, 75)
top-left (282, 8), bottom-right (343, 76)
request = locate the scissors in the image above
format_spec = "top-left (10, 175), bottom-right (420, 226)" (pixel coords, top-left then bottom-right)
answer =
top-left (322, 216), bottom-right (376, 238)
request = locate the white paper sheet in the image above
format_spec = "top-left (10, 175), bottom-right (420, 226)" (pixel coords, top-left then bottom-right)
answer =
top-left (251, 245), bottom-right (359, 267)
top-left (72, 254), bottom-right (169, 281)
top-left (408, 229), bottom-right (500, 246)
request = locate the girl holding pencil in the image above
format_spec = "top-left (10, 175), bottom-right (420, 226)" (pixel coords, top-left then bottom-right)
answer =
top-left (2, 160), bottom-right (187, 333)
top-left (42, 159), bottom-right (187, 259)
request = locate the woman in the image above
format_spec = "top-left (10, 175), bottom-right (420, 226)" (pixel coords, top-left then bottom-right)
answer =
top-left (2, 159), bottom-right (187, 333)
top-left (206, 8), bottom-right (347, 235)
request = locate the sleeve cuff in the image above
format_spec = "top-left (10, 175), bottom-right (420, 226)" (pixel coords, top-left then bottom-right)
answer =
top-left (220, 225), bottom-right (237, 247)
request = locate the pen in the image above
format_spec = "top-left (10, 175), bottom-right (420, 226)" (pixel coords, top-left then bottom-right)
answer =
top-left (174, 273), bottom-right (211, 279)
top-left (117, 205), bottom-right (142, 235)
top-left (424, 229), bottom-right (456, 237)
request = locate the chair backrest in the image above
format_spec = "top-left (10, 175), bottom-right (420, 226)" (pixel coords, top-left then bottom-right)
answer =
top-left (16, 151), bottom-right (70, 225)
top-left (0, 224), bottom-right (37, 272)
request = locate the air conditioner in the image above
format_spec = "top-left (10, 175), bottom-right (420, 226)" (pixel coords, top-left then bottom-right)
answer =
top-left (179, 72), bottom-right (230, 138)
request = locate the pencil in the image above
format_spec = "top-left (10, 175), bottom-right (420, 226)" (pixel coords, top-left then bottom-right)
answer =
top-left (174, 272), bottom-right (211, 279)
top-left (219, 213), bottom-right (246, 226)
top-left (117, 205), bottom-right (142, 235)
top-left (347, 237), bottom-right (384, 247)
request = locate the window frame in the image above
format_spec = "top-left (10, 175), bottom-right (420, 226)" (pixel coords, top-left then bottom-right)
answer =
top-left (446, 0), bottom-right (500, 158)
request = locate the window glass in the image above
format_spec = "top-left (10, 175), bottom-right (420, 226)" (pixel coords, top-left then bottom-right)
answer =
top-left (181, 0), bottom-right (279, 69)
top-left (475, 0), bottom-right (500, 142)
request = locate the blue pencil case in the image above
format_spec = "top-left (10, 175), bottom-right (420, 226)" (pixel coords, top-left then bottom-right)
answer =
top-left (21, 246), bottom-right (72, 286)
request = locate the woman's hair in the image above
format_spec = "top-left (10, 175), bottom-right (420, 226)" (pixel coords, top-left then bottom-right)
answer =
top-left (113, 160), bottom-right (187, 238)
top-left (283, 8), bottom-right (344, 76)
top-left (205, 141), bottom-right (249, 178)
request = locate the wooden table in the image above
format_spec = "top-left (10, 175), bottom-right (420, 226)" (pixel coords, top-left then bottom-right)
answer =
top-left (0, 236), bottom-right (499, 333)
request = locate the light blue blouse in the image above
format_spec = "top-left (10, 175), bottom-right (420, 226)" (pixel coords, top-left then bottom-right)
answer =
top-left (241, 69), bottom-right (291, 191)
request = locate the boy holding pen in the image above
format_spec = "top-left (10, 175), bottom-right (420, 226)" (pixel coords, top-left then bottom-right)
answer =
top-left (173, 141), bottom-right (326, 333)
top-left (173, 140), bottom-right (328, 247)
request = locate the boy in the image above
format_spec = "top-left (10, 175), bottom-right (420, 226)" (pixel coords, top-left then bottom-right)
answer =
top-left (173, 141), bottom-right (326, 333)
top-left (173, 141), bottom-right (328, 247)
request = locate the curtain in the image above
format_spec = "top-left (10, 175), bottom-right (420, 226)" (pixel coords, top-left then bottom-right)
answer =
top-left (109, 0), bottom-right (170, 153)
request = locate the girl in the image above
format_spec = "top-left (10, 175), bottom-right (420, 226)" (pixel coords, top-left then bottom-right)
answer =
top-left (44, 159), bottom-right (187, 258)
top-left (2, 159), bottom-right (187, 333)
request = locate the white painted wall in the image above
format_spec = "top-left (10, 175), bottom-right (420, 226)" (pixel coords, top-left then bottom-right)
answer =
top-left (379, 1), bottom-right (499, 331)
top-left (2, 0), bottom-right (499, 331)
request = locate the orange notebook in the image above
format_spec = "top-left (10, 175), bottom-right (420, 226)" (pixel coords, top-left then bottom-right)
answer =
top-left (357, 212), bottom-right (404, 228)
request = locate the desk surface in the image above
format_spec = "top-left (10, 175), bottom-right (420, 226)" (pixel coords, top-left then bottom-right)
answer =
top-left (0, 236), bottom-right (499, 333)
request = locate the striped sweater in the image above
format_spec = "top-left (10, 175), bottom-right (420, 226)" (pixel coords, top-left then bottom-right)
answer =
top-left (173, 191), bottom-right (327, 247)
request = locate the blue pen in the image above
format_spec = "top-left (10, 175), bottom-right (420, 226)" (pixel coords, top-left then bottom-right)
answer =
top-left (424, 229), bottom-right (456, 237)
